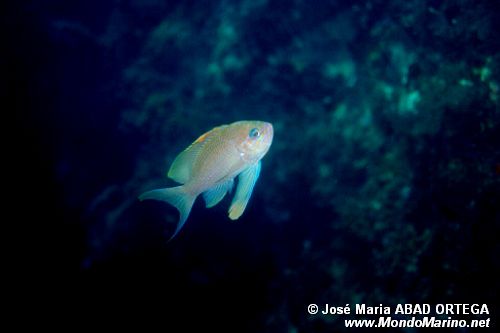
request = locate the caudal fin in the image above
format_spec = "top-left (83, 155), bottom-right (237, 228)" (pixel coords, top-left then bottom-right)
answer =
top-left (139, 186), bottom-right (196, 241)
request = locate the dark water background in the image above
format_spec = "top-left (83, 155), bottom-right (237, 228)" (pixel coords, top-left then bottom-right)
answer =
top-left (5, 0), bottom-right (499, 331)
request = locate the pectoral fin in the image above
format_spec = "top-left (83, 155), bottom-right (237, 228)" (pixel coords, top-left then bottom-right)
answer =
top-left (228, 161), bottom-right (261, 220)
top-left (203, 179), bottom-right (234, 208)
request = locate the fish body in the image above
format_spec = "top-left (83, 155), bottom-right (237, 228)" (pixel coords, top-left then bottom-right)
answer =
top-left (139, 120), bottom-right (273, 240)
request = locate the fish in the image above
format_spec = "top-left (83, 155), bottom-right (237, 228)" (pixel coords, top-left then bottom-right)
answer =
top-left (139, 120), bottom-right (274, 240)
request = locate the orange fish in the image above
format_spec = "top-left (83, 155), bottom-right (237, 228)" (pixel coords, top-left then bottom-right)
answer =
top-left (139, 120), bottom-right (274, 240)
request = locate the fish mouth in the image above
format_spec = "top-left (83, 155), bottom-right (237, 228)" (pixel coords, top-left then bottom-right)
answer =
top-left (260, 122), bottom-right (274, 157)
top-left (264, 122), bottom-right (274, 143)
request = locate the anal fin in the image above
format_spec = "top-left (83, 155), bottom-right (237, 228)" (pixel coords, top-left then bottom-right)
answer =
top-left (203, 179), bottom-right (234, 208)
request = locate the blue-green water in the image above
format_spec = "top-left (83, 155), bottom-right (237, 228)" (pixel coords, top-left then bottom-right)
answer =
top-left (5, 0), bottom-right (499, 331)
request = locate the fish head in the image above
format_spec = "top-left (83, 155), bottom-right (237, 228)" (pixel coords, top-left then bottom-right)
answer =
top-left (233, 120), bottom-right (274, 163)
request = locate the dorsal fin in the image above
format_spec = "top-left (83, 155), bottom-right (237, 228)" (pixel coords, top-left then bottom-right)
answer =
top-left (167, 125), bottom-right (225, 184)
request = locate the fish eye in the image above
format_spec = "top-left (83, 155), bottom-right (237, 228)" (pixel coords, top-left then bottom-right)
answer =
top-left (249, 128), bottom-right (260, 139)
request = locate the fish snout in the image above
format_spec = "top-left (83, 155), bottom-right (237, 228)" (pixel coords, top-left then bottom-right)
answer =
top-left (264, 122), bottom-right (274, 142)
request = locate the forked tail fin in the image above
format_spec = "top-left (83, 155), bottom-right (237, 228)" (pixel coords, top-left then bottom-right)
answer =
top-left (139, 186), bottom-right (196, 241)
